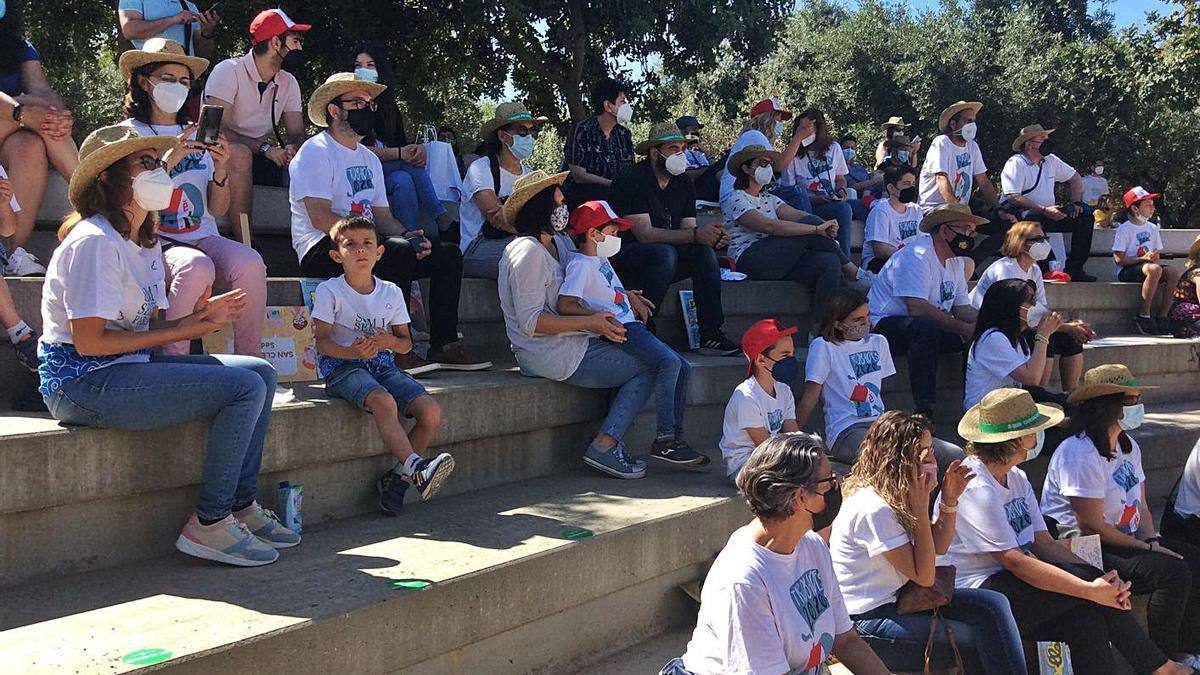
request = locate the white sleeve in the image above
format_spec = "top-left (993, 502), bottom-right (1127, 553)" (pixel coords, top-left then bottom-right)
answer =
top-left (1056, 445), bottom-right (1109, 499)
top-left (1112, 224), bottom-right (1129, 253)
top-left (817, 542), bottom-right (854, 635)
top-left (1000, 156), bottom-right (1021, 196)
top-left (971, 141), bottom-right (987, 175)
top-left (61, 236), bottom-right (127, 321)
top-left (928, 137), bottom-right (954, 176)
top-left (369, 155), bottom-right (390, 208)
top-left (1033, 270), bottom-right (1048, 307)
top-left (502, 243), bottom-right (552, 338)
top-left (721, 191), bottom-right (759, 223)
top-left (1152, 226), bottom-right (1165, 252)
top-left (878, 336), bottom-right (897, 378)
top-left (1050, 155), bottom-right (1077, 182)
top-left (953, 264), bottom-right (970, 307)
top-left (857, 500), bottom-right (912, 556)
top-left (387, 285), bottom-right (412, 327)
top-left (804, 340), bottom-right (831, 384)
top-left (558, 258), bottom-right (588, 299)
top-left (864, 206), bottom-right (888, 244)
top-left (462, 158), bottom-right (493, 201)
top-left (289, 145), bottom-right (334, 202)
top-left (779, 383), bottom-right (797, 422)
top-left (974, 330), bottom-right (1028, 379)
top-left (731, 390), bottom-right (767, 430)
top-left (955, 483), bottom-right (1021, 553)
top-left (832, 143), bottom-right (849, 177)
top-left (893, 251), bottom-right (932, 300)
top-left (310, 282), bottom-right (337, 325)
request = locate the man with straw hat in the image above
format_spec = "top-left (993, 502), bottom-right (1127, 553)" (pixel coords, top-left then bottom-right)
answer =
top-left (290, 72), bottom-right (490, 373)
top-left (607, 122), bottom-right (739, 356)
top-left (918, 101), bottom-right (1012, 228)
top-left (875, 115), bottom-right (919, 167)
top-left (869, 203), bottom-right (988, 420)
top-left (985, 123), bottom-right (1097, 281)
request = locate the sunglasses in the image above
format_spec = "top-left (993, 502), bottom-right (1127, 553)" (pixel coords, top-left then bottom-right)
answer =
top-left (335, 98), bottom-right (378, 112)
top-left (134, 156), bottom-right (167, 171)
top-left (504, 126), bottom-right (541, 138)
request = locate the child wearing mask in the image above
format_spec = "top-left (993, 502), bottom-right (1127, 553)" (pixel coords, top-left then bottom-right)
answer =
top-left (862, 163), bottom-right (923, 273)
top-left (1113, 187), bottom-right (1180, 336)
top-left (557, 201), bottom-right (705, 466)
top-left (719, 319), bottom-right (800, 481)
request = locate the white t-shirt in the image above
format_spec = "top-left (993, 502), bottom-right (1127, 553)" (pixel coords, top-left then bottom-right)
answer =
top-left (805, 335), bottom-right (895, 446)
top-left (1174, 437), bottom-right (1200, 518)
top-left (1082, 174), bottom-right (1110, 205)
top-left (722, 189), bottom-right (786, 261)
top-left (918, 135), bottom-right (987, 209)
top-left (1000, 153), bottom-right (1077, 208)
top-left (1040, 434), bottom-right (1147, 536)
top-left (559, 252), bottom-right (637, 325)
top-left (124, 120), bottom-right (219, 243)
top-left (781, 143), bottom-right (849, 196)
top-left (964, 329), bottom-right (1028, 410)
top-left (289, 132), bottom-right (391, 262)
top-left (38, 216), bottom-right (168, 396)
top-left (720, 377), bottom-right (796, 478)
top-left (969, 256), bottom-right (1047, 309)
top-left (862, 200), bottom-right (922, 268)
top-left (682, 527), bottom-right (853, 675)
top-left (720, 129), bottom-right (773, 200)
top-left (1112, 219), bottom-right (1164, 276)
top-left (458, 155), bottom-right (532, 253)
top-left (938, 455), bottom-right (1047, 589)
top-left (868, 234), bottom-right (970, 323)
top-left (830, 486), bottom-right (913, 615)
top-left (0, 163), bottom-right (21, 213)
top-left (310, 274), bottom-right (411, 379)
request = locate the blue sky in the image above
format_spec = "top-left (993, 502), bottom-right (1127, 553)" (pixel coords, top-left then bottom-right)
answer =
top-left (890, 0), bottom-right (1173, 27)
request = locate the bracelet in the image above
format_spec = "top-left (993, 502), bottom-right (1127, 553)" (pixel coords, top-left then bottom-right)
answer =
top-left (1034, 334), bottom-right (1050, 344)
top-left (212, 174), bottom-right (228, 188)
top-left (1146, 535), bottom-right (1162, 544)
top-left (1146, 540), bottom-right (1156, 551)
top-left (940, 502), bottom-right (958, 513)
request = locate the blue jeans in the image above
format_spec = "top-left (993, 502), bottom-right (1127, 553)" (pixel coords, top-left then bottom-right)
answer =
top-left (736, 234), bottom-right (846, 323)
top-left (617, 321), bottom-right (691, 438)
top-left (45, 353), bottom-right (276, 521)
top-left (852, 589), bottom-right (1026, 675)
top-left (770, 183), bottom-right (814, 212)
top-left (811, 199), bottom-right (854, 258)
top-left (325, 362), bottom-right (427, 413)
top-left (873, 314), bottom-right (965, 412)
top-left (563, 338), bottom-right (655, 442)
top-left (381, 159), bottom-right (447, 229)
top-left (609, 242), bottom-right (725, 337)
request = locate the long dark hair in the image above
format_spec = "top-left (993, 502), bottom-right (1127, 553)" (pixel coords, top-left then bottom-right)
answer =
top-left (798, 108), bottom-right (832, 157)
top-left (1068, 393), bottom-right (1132, 459)
top-left (124, 63), bottom-right (192, 126)
top-left (60, 155), bottom-right (158, 248)
top-left (0, 2), bottom-right (27, 77)
top-left (512, 186), bottom-right (559, 238)
top-left (972, 279), bottom-right (1034, 352)
top-left (348, 43), bottom-right (406, 147)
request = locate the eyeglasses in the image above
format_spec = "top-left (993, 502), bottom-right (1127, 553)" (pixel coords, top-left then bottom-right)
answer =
top-left (1122, 394), bottom-right (1142, 406)
top-left (947, 224), bottom-right (976, 236)
top-left (149, 74), bottom-right (192, 88)
top-left (335, 98), bottom-right (377, 112)
top-left (504, 126), bottom-right (541, 138)
top-left (134, 156), bottom-right (166, 171)
top-left (807, 472), bottom-right (841, 489)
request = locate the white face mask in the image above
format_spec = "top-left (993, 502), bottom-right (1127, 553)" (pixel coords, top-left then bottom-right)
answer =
top-left (1119, 403), bottom-right (1145, 431)
top-left (1094, 166), bottom-right (1104, 176)
top-left (615, 102), bottom-right (633, 125)
top-left (132, 167), bottom-right (174, 211)
top-left (1028, 240), bottom-right (1052, 261)
top-left (753, 165), bottom-right (774, 186)
top-left (550, 204), bottom-right (569, 232)
top-left (801, 132), bottom-right (817, 147)
top-left (959, 121), bottom-right (978, 141)
top-left (1024, 303), bottom-right (1047, 328)
top-left (663, 151), bottom-right (688, 176)
top-left (151, 81), bottom-right (190, 114)
top-left (1026, 431), bottom-right (1046, 461)
top-left (595, 233), bottom-right (622, 258)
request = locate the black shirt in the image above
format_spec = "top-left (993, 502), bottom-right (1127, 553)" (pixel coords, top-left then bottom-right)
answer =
top-left (609, 160), bottom-right (697, 238)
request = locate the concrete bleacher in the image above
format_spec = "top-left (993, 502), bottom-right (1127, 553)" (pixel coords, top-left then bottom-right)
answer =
top-left (2, 187), bottom-right (1199, 673)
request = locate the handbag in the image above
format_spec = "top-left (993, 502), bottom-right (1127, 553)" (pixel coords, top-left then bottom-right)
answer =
top-left (896, 565), bottom-right (964, 674)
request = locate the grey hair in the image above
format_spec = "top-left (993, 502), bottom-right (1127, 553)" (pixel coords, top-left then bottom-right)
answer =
top-left (736, 432), bottom-right (826, 521)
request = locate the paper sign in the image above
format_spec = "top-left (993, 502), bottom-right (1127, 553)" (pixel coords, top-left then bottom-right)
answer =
top-left (299, 278), bottom-right (322, 314)
top-left (679, 289), bottom-right (700, 350)
top-left (203, 306), bottom-right (317, 383)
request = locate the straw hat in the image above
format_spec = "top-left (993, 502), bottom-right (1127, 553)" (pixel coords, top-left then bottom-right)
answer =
top-left (881, 116), bottom-right (909, 129)
top-left (919, 203), bottom-right (990, 233)
top-left (1012, 124), bottom-right (1056, 152)
top-left (727, 144), bottom-right (781, 176)
top-left (959, 388), bottom-right (1065, 443)
top-left (501, 170), bottom-right (569, 225)
top-left (635, 121), bottom-right (694, 155)
top-left (68, 124), bottom-right (177, 209)
top-left (118, 38), bottom-right (210, 81)
top-left (1067, 364), bottom-right (1157, 403)
top-left (307, 72), bottom-right (387, 128)
top-left (938, 101), bottom-right (983, 131)
top-left (480, 102), bottom-right (548, 140)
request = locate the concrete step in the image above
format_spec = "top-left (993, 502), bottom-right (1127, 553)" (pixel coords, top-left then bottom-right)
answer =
top-left (0, 460), bottom-right (746, 675)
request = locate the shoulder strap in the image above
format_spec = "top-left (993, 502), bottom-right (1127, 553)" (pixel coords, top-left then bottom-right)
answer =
top-left (489, 155), bottom-right (502, 195)
top-left (1018, 155), bottom-right (1045, 196)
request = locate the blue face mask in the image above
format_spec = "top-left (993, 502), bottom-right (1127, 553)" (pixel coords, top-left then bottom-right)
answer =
top-left (843, 147), bottom-right (857, 162)
top-left (767, 355), bottom-right (800, 385)
top-left (773, 120), bottom-right (785, 137)
top-left (897, 150), bottom-right (911, 163)
top-left (354, 67), bottom-right (379, 83)
top-left (508, 133), bottom-right (536, 160)
top-left (0, 2), bottom-right (6, 20)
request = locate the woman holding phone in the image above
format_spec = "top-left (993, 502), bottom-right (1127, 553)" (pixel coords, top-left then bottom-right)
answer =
top-left (119, 38), bottom-right (269, 363)
top-left (40, 123), bottom-right (297, 567)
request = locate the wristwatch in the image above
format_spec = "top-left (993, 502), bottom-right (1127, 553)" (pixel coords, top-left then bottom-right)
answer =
top-left (258, 142), bottom-right (273, 156)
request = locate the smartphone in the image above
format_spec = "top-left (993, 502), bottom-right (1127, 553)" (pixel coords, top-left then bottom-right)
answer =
top-left (207, 2), bottom-right (224, 14)
top-left (197, 104), bottom-right (223, 146)
top-left (910, 134), bottom-right (922, 145)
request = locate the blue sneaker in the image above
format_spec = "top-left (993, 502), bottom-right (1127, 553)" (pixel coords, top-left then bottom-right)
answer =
top-left (175, 514), bottom-right (279, 567)
top-left (377, 470), bottom-right (410, 516)
top-left (410, 453), bottom-right (456, 501)
top-left (583, 443), bottom-right (646, 479)
top-left (233, 501), bottom-right (300, 548)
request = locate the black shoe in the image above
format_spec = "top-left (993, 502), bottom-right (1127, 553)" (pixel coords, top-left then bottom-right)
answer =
top-left (1152, 318), bottom-right (1174, 336)
top-left (650, 437), bottom-right (710, 466)
top-left (377, 470), bottom-right (410, 516)
top-left (1066, 268), bottom-right (1097, 282)
top-left (1135, 316), bottom-right (1165, 336)
top-left (697, 332), bottom-right (740, 356)
top-left (410, 453), bottom-right (456, 501)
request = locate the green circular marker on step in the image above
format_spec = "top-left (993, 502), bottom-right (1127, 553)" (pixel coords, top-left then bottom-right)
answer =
top-left (561, 527), bottom-right (594, 540)
top-left (390, 579), bottom-right (433, 591)
top-left (121, 648), bottom-right (173, 666)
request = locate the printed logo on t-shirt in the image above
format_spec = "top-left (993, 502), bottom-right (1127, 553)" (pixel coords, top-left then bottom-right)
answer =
top-left (159, 183), bottom-right (206, 234)
top-left (170, 152), bottom-right (206, 178)
top-left (898, 219), bottom-right (918, 240)
top-left (1113, 460), bottom-right (1140, 492)
top-left (848, 350), bottom-right (881, 378)
top-left (806, 155), bottom-right (834, 195)
top-left (1004, 497), bottom-right (1032, 538)
top-left (599, 261), bottom-right (633, 316)
top-left (345, 165), bottom-right (375, 193)
top-left (954, 152), bottom-right (974, 203)
top-left (1112, 460), bottom-right (1143, 533)
top-left (939, 280), bottom-right (956, 305)
top-left (352, 313), bottom-right (384, 334)
top-left (849, 382), bottom-right (884, 418)
top-left (348, 199), bottom-right (375, 221)
top-left (789, 569), bottom-right (830, 639)
top-left (1135, 231), bottom-right (1151, 257)
top-left (766, 408), bottom-right (784, 434)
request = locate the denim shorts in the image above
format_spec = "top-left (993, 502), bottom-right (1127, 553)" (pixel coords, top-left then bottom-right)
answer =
top-left (324, 363), bottom-right (428, 414)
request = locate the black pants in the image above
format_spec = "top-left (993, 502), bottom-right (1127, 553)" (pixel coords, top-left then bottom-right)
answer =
top-left (251, 153), bottom-right (288, 187)
top-left (610, 241), bottom-right (725, 337)
top-left (974, 206), bottom-right (1095, 273)
top-left (873, 315), bottom-right (965, 412)
top-left (1019, 328), bottom-right (1084, 358)
top-left (1103, 539), bottom-right (1200, 656)
top-left (1162, 497), bottom-right (1200, 549)
top-left (300, 235), bottom-right (463, 348)
top-left (981, 562), bottom-right (1169, 674)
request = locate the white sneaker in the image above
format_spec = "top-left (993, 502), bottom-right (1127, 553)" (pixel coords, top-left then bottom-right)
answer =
top-left (273, 385), bottom-right (296, 405)
top-left (5, 247), bottom-right (45, 276)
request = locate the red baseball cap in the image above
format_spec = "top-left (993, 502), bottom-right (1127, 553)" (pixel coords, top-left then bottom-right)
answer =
top-left (566, 200), bottom-right (634, 236)
top-left (742, 319), bottom-right (798, 372)
top-left (1123, 186), bottom-right (1160, 209)
top-left (750, 97), bottom-right (792, 121)
top-left (250, 9), bottom-right (312, 46)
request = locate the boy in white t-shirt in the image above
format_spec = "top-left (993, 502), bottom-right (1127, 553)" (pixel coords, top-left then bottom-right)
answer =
top-left (312, 217), bottom-right (455, 517)
top-left (1114, 187), bottom-right (1179, 336)
top-left (863, 163), bottom-right (923, 273)
top-left (557, 200), bottom-right (706, 466)
top-left (719, 319), bottom-right (800, 480)
top-left (0, 165), bottom-right (39, 374)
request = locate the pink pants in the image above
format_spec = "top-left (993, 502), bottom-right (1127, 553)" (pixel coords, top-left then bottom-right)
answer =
top-left (162, 235), bottom-right (268, 357)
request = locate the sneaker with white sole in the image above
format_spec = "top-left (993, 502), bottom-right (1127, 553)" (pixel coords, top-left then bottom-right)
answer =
top-left (411, 453), bottom-right (456, 501)
top-left (583, 443), bottom-right (645, 479)
top-left (233, 501), bottom-right (301, 548)
top-left (273, 385), bottom-right (297, 405)
top-left (175, 513), bottom-right (279, 566)
top-left (4, 247), bottom-right (45, 276)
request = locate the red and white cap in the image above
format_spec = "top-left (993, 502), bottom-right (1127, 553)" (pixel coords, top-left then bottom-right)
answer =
top-left (741, 318), bottom-right (798, 373)
top-left (750, 97), bottom-right (792, 120)
top-left (565, 200), bottom-right (634, 236)
top-left (250, 9), bottom-right (312, 45)
top-left (1123, 186), bottom-right (1160, 209)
